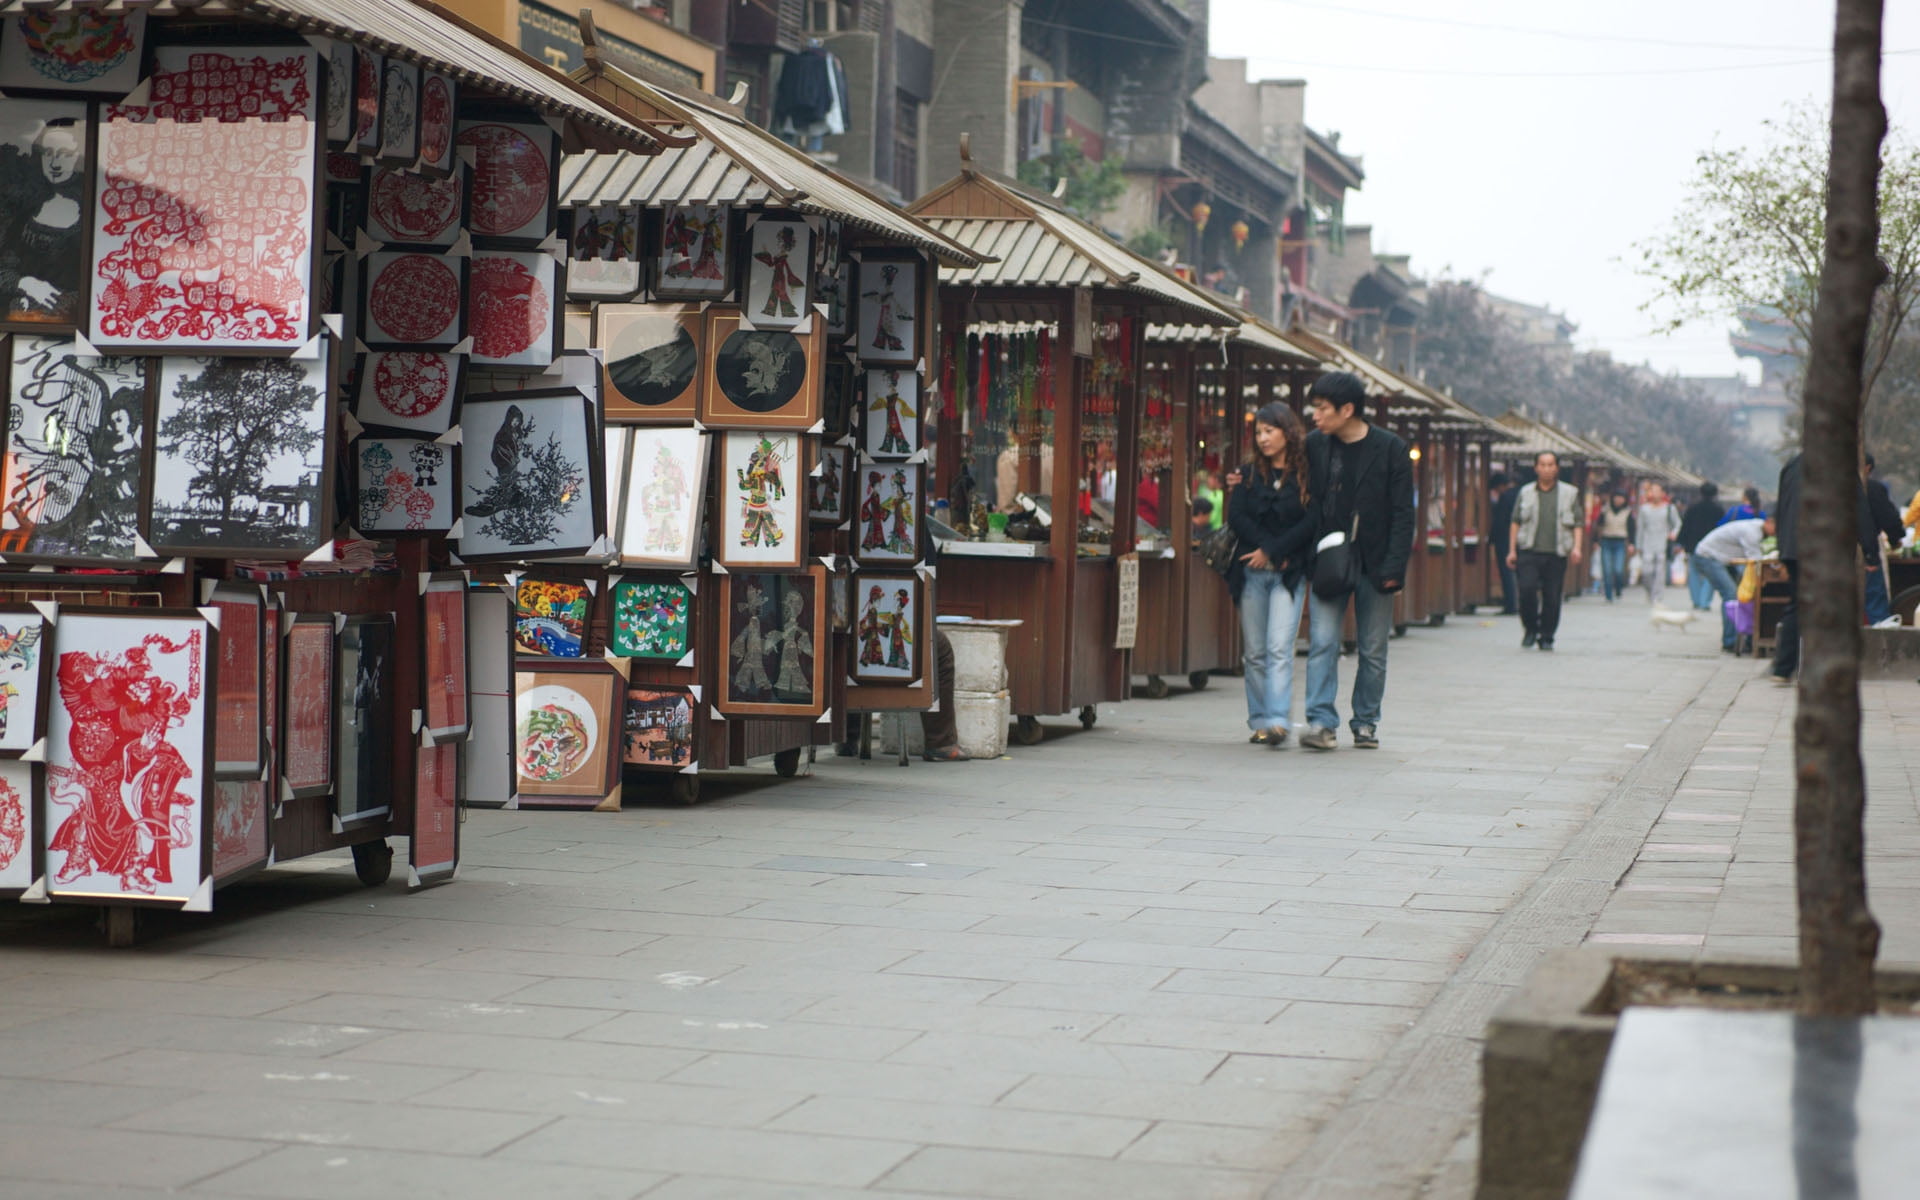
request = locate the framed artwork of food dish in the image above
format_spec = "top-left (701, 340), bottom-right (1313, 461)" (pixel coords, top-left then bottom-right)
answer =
top-left (610, 577), bottom-right (691, 661)
top-left (366, 165), bottom-right (466, 249)
top-left (854, 255), bottom-right (919, 366)
top-left (0, 758), bottom-right (42, 899)
top-left (597, 303), bottom-right (702, 422)
top-left (416, 71), bottom-right (458, 178)
top-left (468, 249), bottom-right (560, 369)
top-left (353, 350), bottom-right (464, 436)
top-left (862, 367), bottom-right (921, 459)
top-left (457, 119), bottom-right (559, 245)
top-left (717, 567), bottom-right (828, 718)
top-left (1, 337), bottom-right (149, 565)
top-left (421, 573), bottom-right (470, 746)
top-left (457, 389), bottom-right (601, 562)
top-left (853, 462), bottom-right (925, 565)
top-left (852, 571), bottom-right (924, 684)
top-left (514, 577), bottom-right (591, 658)
top-left (618, 425), bottom-right (709, 569)
top-left (700, 307), bottom-right (824, 431)
top-left (0, 98), bottom-right (91, 333)
top-left (715, 430), bottom-right (808, 571)
top-left (744, 217), bottom-right (812, 331)
top-left (362, 252), bottom-right (466, 349)
top-left (335, 614), bottom-right (394, 827)
top-left (353, 437), bottom-right (456, 534)
top-left (0, 10), bottom-right (147, 96)
top-left (513, 660), bottom-right (622, 807)
top-left (376, 57), bottom-right (421, 167)
top-left (0, 606), bottom-right (51, 758)
top-left (209, 583), bottom-right (265, 780)
top-left (281, 613), bottom-right (335, 800)
top-left (623, 685), bottom-right (695, 770)
top-left (809, 443), bottom-right (851, 524)
top-left (654, 203), bottom-right (731, 300)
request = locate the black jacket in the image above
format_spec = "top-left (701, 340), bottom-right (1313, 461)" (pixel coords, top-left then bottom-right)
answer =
top-left (1305, 425), bottom-right (1415, 589)
top-left (1861, 478), bottom-right (1903, 566)
top-left (1677, 499), bottom-right (1724, 553)
top-left (1489, 488), bottom-right (1517, 554)
top-left (1227, 466), bottom-right (1317, 595)
top-left (1776, 454), bottom-right (1802, 561)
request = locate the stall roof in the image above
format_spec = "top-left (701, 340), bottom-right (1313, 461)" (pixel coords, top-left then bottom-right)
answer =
top-left (1148, 317), bottom-right (1327, 369)
top-left (1497, 410), bottom-right (1629, 468)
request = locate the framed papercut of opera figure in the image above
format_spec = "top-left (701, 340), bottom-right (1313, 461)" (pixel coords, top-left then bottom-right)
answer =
top-left (852, 462), bottom-right (925, 566)
top-left (743, 217), bottom-right (812, 332)
top-left (854, 255), bottom-right (919, 366)
top-left (618, 425), bottom-right (709, 570)
top-left (715, 430), bottom-right (808, 571)
top-left (862, 367), bottom-right (921, 460)
top-left (851, 572), bottom-right (924, 685)
top-left (653, 203), bottom-right (731, 301)
top-left (717, 567), bottom-right (828, 718)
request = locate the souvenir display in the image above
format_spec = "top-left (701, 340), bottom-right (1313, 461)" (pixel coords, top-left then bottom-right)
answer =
top-left (716, 430), bottom-right (807, 571)
top-left (623, 686), bottom-right (694, 769)
top-left (0, 758), bottom-right (39, 897)
top-left (422, 574), bottom-right (470, 745)
top-left (46, 610), bottom-right (215, 904)
top-left (416, 71), bottom-right (457, 178)
top-left (352, 350), bottom-right (464, 436)
top-left (863, 367), bottom-right (921, 459)
top-left (654, 203), bottom-right (730, 300)
top-left (1, 338), bottom-right (147, 564)
top-left (0, 10), bottom-right (146, 96)
top-left (0, 99), bottom-right (89, 331)
top-left (366, 166), bottom-right (465, 248)
top-left (701, 307), bottom-right (824, 430)
top-left (90, 46), bottom-right (319, 352)
top-left (745, 218), bottom-right (812, 331)
top-left (411, 742), bottom-right (459, 887)
top-left (354, 437), bottom-right (455, 533)
top-left (815, 219), bottom-right (848, 336)
top-left (324, 41), bottom-right (355, 148)
top-left (468, 249), bottom-right (559, 368)
top-left (335, 615), bottom-right (394, 826)
top-left (854, 463), bottom-right (925, 565)
top-left (362, 251), bottom-right (466, 348)
top-left (463, 585), bottom-right (515, 807)
top-left (611, 578), bottom-right (691, 661)
top-left (822, 359), bottom-right (856, 438)
top-left (514, 577), bottom-right (590, 657)
top-left (852, 572), bottom-right (923, 684)
top-left (856, 256), bottom-right (919, 365)
top-left (619, 426), bottom-right (708, 569)
top-left (457, 390), bottom-right (601, 561)
top-left (457, 120), bottom-right (558, 244)
top-left (210, 584), bottom-right (265, 779)
top-left (568, 205), bottom-right (641, 299)
top-left (281, 614), bottom-right (334, 799)
top-left (148, 350), bottom-right (333, 559)
top-left (513, 661), bottom-right (621, 805)
top-left (598, 303), bottom-right (702, 422)
top-left (0, 608), bottom-right (49, 756)
top-left (717, 568), bottom-right (828, 717)
top-left (602, 425), bottom-right (631, 549)
top-left (211, 780), bottom-right (270, 882)
top-left (354, 47), bottom-right (382, 153)
top-left (809, 444), bottom-right (851, 523)
top-left (261, 601), bottom-right (280, 778)
top-left (376, 58), bottom-right (421, 167)
top-left (830, 573), bottom-right (852, 632)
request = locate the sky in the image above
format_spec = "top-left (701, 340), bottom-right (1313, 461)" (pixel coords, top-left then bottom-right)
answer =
top-left (1207, 0), bottom-right (1920, 381)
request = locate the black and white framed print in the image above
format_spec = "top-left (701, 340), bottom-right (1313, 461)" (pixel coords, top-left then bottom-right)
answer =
top-left (366, 165), bottom-right (465, 248)
top-left (855, 256), bottom-right (919, 365)
top-left (362, 251), bottom-right (466, 349)
top-left (355, 437), bottom-right (455, 534)
top-left (376, 57), bottom-right (421, 167)
top-left (597, 303), bottom-right (701, 422)
top-left (324, 40), bottom-right (355, 148)
top-left (744, 217), bottom-right (812, 331)
top-left (468, 249), bottom-right (559, 369)
top-left (353, 350), bottom-right (465, 436)
top-left (862, 367), bottom-right (921, 459)
top-left (458, 389), bottom-right (601, 562)
top-left (654, 204), bottom-right (730, 300)
top-left (853, 462), bottom-right (925, 565)
top-left (1, 337), bottom-right (147, 564)
top-left (0, 10), bottom-right (146, 96)
top-left (0, 98), bottom-right (89, 332)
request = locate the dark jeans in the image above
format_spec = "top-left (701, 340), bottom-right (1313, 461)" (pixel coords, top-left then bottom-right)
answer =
top-left (1772, 560), bottom-right (1800, 679)
top-left (1516, 550), bottom-right (1567, 643)
top-left (1494, 545), bottom-right (1517, 612)
top-left (918, 629), bottom-right (958, 750)
top-left (1866, 565), bottom-right (1891, 624)
top-left (1599, 537), bottom-right (1629, 601)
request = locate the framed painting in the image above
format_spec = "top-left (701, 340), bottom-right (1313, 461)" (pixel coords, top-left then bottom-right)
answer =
top-left (718, 567), bottom-right (828, 718)
top-left (610, 577), bottom-right (691, 661)
top-left (146, 348), bottom-right (333, 560)
top-left (0, 99), bottom-right (89, 332)
top-left (654, 203), bottom-right (730, 300)
top-left (822, 358), bottom-right (856, 439)
top-left (618, 425), bottom-right (708, 570)
top-left (815, 219), bottom-right (848, 336)
top-left (335, 614), bottom-right (394, 827)
top-left (211, 780), bottom-right (270, 883)
top-left (701, 308), bottom-right (824, 431)
top-left (0, 607), bottom-right (50, 757)
top-left (376, 57), bottom-right (421, 168)
top-left (853, 462), bottom-right (925, 565)
top-left (855, 255), bottom-right (919, 366)
top-left (324, 40), bottom-right (354, 148)
top-left (809, 443), bottom-right (851, 524)
top-left (603, 424), bottom-right (631, 552)
top-left (0, 759), bottom-right (40, 899)
top-left (46, 609), bottom-right (215, 905)
top-left (853, 572), bottom-right (924, 684)
top-left (0, 11), bottom-right (145, 96)
top-left (353, 350), bottom-right (464, 436)
top-left (354, 437), bottom-right (455, 534)
top-left (366, 165), bottom-right (465, 249)
top-left (514, 577), bottom-right (591, 658)
top-left (863, 367), bottom-right (921, 459)
top-left (416, 71), bottom-right (458, 178)
top-left (209, 584), bottom-right (265, 779)
top-left (410, 741), bottom-right (459, 888)
top-left (281, 613), bottom-right (334, 800)
top-left (456, 389), bottom-right (601, 562)
top-left (744, 217), bottom-right (812, 331)
top-left (513, 660), bottom-right (622, 807)
top-left (463, 585), bottom-right (515, 807)
top-left (457, 120), bottom-right (558, 245)
top-left (1, 338), bottom-right (148, 565)
top-left (468, 249), bottom-right (559, 369)
top-left (362, 251), bottom-right (466, 349)
top-left (90, 46), bottom-right (319, 353)
top-left (715, 430), bottom-right (808, 571)
top-left (354, 47), bottom-right (382, 154)
top-left (422, 572), bottom-right (470, 745)
top-left (597, 303), bottom-right (702, 423)
top-left (623, 685), bottom-right (695, 770)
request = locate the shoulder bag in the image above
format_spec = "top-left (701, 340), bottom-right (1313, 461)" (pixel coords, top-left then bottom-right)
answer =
top-left (1311, 511), bottom-right (1361, 601)
top-left (1199, 524), bottom-right (1241, 578)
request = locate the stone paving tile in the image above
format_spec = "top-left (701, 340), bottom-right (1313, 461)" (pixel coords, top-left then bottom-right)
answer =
top-left (874, 1145), bottom-right (1267, 1199)
top-left (192, 1144), bottom-right (658, 1200)
top-left (498, 1117), bottom-right (919, 1187)
top-left (113, 1092), bottom-right (551, 1156)
top-left (0, 1124), bottom-right (270, 1189)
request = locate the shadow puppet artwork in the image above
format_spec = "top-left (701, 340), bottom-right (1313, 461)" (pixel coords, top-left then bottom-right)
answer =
top-left (618, 426), bottom-right (708, 569)
top-left (654, 203), bottom-right (730, 301)
top-left (745, 218), bottom-right (811, 331)
top-left (458, 391), bottom-right (599, 561)
top-left (853, 573), bottom-right (921, 684)
top-left (702, 308), bottom-right (823, 430)
top-left (622, 686), bottom-right (695, 769)
top-left (856, 257), bottom-right (918, 366)
top-left (719, 568), bottom-right (827, 717)
top-left (0, 99), bottom-right (88, 332)
top-left (598, 303), bottom-right (701, 422)
top-left (854, 463), bottom-right (923, 565)
top-left (716, 430), bottom-right (806, 570)
top-left (863, 367), bottom-right (920, 459)
top-left (2, 337), bottom-right (147, 563)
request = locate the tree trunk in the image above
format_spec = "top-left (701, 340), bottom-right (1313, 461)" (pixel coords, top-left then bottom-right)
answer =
top-left (1795, 0), bottom-right (1885, 1016)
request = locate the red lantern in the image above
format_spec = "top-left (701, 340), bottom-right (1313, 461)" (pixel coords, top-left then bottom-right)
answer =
top-left (1191, 200), bottom-right (1212, 233)
top-left (1230, 219), bottom-right (1250, 250)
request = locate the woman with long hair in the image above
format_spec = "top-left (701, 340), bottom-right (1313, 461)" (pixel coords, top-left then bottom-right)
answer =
top-left (1228, 402), bottom-right (1319, 746)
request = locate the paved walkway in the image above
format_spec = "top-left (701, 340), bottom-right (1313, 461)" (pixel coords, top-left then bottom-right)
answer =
top-left (2, 596), bottom-right (1914, 1199)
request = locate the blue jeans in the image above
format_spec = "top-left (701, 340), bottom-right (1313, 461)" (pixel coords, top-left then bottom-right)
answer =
top-left (1307, 581), bottom-right (1395, 734)
top-left (1240, 568), bottom-right (1306, 731)
top-left (1687, 557), bottom-right (1715, 609)
top-left (1598, 538), bottom-right (1629, 601)
top-left (1693, 554), bottom-right (1740, 649)
top-left (1866, 565), bottom-right (1891, 624)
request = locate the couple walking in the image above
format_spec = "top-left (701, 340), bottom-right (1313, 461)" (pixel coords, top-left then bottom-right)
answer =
top-left (1227, 373), bottom-right (1415, 751)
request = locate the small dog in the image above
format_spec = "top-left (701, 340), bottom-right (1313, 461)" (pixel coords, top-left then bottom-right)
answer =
top-left (1648, 605), bottom-right (1699, 631)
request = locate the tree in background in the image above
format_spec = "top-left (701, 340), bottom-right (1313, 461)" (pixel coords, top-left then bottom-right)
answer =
top-left (1016, 138), bottom-right (1125, 223)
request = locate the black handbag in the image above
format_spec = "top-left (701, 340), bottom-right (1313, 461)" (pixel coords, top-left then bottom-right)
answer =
top-left (1311, 512), bottom-right (1362, 601)
top-left (1199, 525), bottom-right (1241, 578)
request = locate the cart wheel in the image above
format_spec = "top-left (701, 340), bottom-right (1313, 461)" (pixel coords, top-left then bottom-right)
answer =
top-left (1144, 675), bottom-right (1170, 699)
top-left (1079, 705), bottom-right (1098, 730)
top-left (1188, 671), bottom-right (1211, 691)
top-left (1013, 715), bottom-right (1044, 746)
top-left (668, 775), bottom-right (702, 806)
top-left (773, 747), bottom-right (803, 777)
top-left (104, 907), bottom-right (137, 949)
top-left (352, 840), bottom-right (393, 887)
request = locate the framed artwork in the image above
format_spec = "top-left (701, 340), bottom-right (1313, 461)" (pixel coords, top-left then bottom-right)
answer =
top-left (816, 219), bottom-right (848, 336)
top-left (281, 613), bottom-right (334, 799)
top-left (147, 349), bottom-right (333, 559)
top-left (463, 585), bottom-right (515, 807)
top-left (854, 462), bottom-right (925, 565)
top-left (457, 389), bottom-right (601, 561)
top-left (457, 120), bottom-right (558, 244)
top-left (410, 741), bottom-right (459, 888)
top-left (376, 57), bottom-right (421, 168)
top-left (809, 444), bottom-right (851, 524)
top-left (416, 71), bottom-right (458, 178)
top-left (90, 46), bottom-right (319, 353)
top-left (568, 205), bottom-right (641, 299)
top-left (701, 308), bottom-right (824, 430)
top-left (1, 338), bottom-right (148, 564)
top-left (716, 430), bottom-right (808, 571)
top-left (324, 41), bottom-right (354, 148)
top-left (618, 425), bottom-right (708, 569)
top-left (46, 609), bottom-right (215, 905)
top-left (855, 256), bottom-right (919, 365)
top-left (210, 584), bottom-right (265, 779)
top-left (0, 99), bottom-right (89, 332)
top-left (514, 577), bottom-right (591, 657)
top-left (597, 303), bottom-right (702, 422)
top-left (262, 600), bottom-right (280, 781)
top-left (0, 759), bottom-right (40, 899)
top-left (354, 437), bottom-right (455, 534)
top-left (335, 615), bottom-right (394, 826)
top-left (611, 578), bottom-right (691, 661)
top-left (469, 249), bottom-right (559, 369)
top-left (718, 567), bottom-right (828, 717)
top-left (862, 367), bottom-right (921, 459)
top-left (353, 350), bottom-right (464, 436)
top-left (853, 572), bottom-right (924, 684)
top-left (211, 781), bottom-right (270, 882)
top-left (654, 204), bottom-right (730, 300)
top-left (568, 260), bottom-right (641, 301)
top-left (466, 347), bottom-right (598, 400)
top-left (513, 660), bottom-right (622, 806)
top-left (362, 251), bottom-right (466, 349)
top-left (822, 359), bottom-right (856, 439)
top-left (623, 686), bottom-right (695, 770)
top-left (0, 608), bottom-right (50, 756)
top-left (366, 165), bottom-right (465, 248)
top-left (603, 424), bottom-right (631, 552)
top-left (354, 47), bottom-right (382, 154)
top-left (422, 573), bottom-right (470, 745)
top-left (745, 218), bottom-right (812, 331)
top-left (0, 11), bottom-right (146, 96)
top-left (830, 572), bottom-right (852, 632)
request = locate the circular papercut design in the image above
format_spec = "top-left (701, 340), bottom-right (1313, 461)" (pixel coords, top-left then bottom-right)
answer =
top-left (458, 124), bottom-right (550, 238)
top-left (517, 684), bottom-right (599, 783)
top-left (19, 13), bottom-right (136, 83)
top-left (370, 169), bottom-right (461, 244)
top-left (369, 255), bottom-right (460, 344)
top-left (469, 255), bottom-right (549, 360)
top-left (419, 76), bottom-right (453, 165)
top-left (373, 353), bottom-right (454, 420)
top-left (715, 330), bottom-right (806, 413)
top-left (0, 777), bottom-right (22, 869)
top-left (608, 320), bottom-right (696, 409)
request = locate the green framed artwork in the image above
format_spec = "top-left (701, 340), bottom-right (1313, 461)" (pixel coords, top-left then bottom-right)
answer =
top-left (611, 577), bottom-right (691, 661)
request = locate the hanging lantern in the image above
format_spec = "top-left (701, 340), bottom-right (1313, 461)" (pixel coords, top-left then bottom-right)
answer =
top-left (1230, 219), bottom-right (1250, 251)
top-left (1191, 200), bottom-right (1212, 233)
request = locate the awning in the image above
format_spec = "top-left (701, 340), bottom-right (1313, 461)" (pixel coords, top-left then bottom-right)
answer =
top-left (1148, 318), bottom-right (1327, 369)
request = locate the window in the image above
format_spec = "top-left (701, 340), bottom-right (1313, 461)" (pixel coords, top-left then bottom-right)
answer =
top-left (893, 90), bottom-right (921, 200)
top-left (804, 0), bottom-right (856, 32)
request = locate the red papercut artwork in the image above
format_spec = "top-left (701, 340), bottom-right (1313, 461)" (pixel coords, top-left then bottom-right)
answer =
top-left (282, 620), bottom-right (332, 794)
top-left (424, 584), bottom-right (468, 738)
top-left (419, 75), bottom-right (453, 171)
top-left (326, 152), bottom-right (361, 184)
top-left (457, 122), bottom-right (551, 240)
top-left (369, 168), bottom-right (461, 245)
top-left (92, 48), bottom-right (317, 350)
top-left (368, 254), bottom-right (461, 345)
top-left (262, 606), bottom-right (279, 778)
top-left (469, 253), bottom-right (550, 362)
top-left (211, 780), bottom-right (266, 878)
top-left (212, 595), bottom-right (261, 773)
top-left (412, 742), bottom-right (457, 876)
top-left (0, 772), bottom-right (24, 874)
top-left (354, 48), bottom-right (379, 148)
top-left (373, 352), bottom-right (455, 420)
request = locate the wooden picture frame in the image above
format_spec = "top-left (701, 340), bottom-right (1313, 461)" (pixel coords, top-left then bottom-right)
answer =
top-left (211, 780), bottom-right (272, 884)
top-left (513, 659), bottom-right (622, 807)
top-left (457, 389), bottom-right (603, 562)
top-left (410, 741), bottom-right (460, 888)
top-left (653, 203), bottom-right (731, 301)
top-left (619, 425), bottom-right (709, 570)
top-left (352, 350), bottom-right (465, 436)
top-left (862, 367), bottom-right (921, 459)
top-left (457, 119), bottom-right (559, 246)
top-left (361, 251), bottom-right (467, 349)
top-left (353, 437), bottom-right (457, 534)
top-left (743, 216), bottom-right (812, 332)
top-left (514, 577), bottom-right (592, 658)
top-left (281, 612), bottom-right (335, 800)
top-left (376, 57), bottom-right (421, 168)
top-left (597, 303), bottom-right (703, 423)
top-left (324, 40), bottom-right (355, 149)
top-left (715, 430), bottom-right (810, 571)
top-left (700, 307), bottom-right (825, 431)
top-left (854, 254), bottom-right (920, 366)
top-left (717, 566), bottom-right (829, 718)
top-left (0, 759), bottom-right (43, 900)
top-left (422, 572), bottom-right (470, 746)
top-left (335, 614), bottom-right (395, 827)
top-left (809, 443), bottom-right (852, 524)
top-left (365, 164), bottom-right (467, 249)
top-left (468, 248), bottom-right (561, 369)
top-left (851, 571), bottom-right (925, 684)
top-left (0, 11), bottom-right (146, 96)
top-left (622, 685), bottom-right (696, 771)
top-left (209, 583), bottom-right (266, 780)
top-left (0, 606), bottom-right (52, 758)
top-left (0, 98), bottom-right (91, 333)
top-left (852, 461), bottom-right (926, 565)
top-left (610, 577), bottom-right (692, 661)
top-left (415, 71), bottom-right (458, 179)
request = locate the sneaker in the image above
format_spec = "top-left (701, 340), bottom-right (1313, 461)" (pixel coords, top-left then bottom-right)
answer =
top-left (1299, 726), bottom-right (1337, 751)
top-left (923, 745), bottom-right (971, 762)
top-left (1521, 631), bottom-right (1537, 648)
top-left (1352, 725), bottom-right (1379, 749)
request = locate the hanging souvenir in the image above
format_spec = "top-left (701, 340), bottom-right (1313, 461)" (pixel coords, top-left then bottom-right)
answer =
top-left (852, 462), bottom-right (925, 565)
top-left (862, 367), bottom-right (921, 459)
top-left (335, 615), bottom-right (394, 827)
top-left (809, 444), bottom-right (852, 524)
top-left (352, 350), bottom-right (465, 437)
top-left (457, 119), bottom-right (558, 244)
top-left (513, 660), bottom-right (622, 807)
top-left (852, 572), bottom-right (924, 684)
top-left (622, 685), bottom-right (696, 769)
top-left (1, 338), bottom-right (148, 564)
top-left (610, 578), bottom-right (692, 661)
top-left (618, 426), bottom-right (709, 570)
top-left (0, 10), bottom-right (146, 95)
top-left (855, 255), bottom-right (919, 365)
top-left (354, 437), bottom-right (456, 533)
top-left (597, 303), bottom-right (701, 422)
top-left (377, 58), bottom-right (421, 167)
top-left (716, 567), bottom-right (828, 718)
top-left (366, 165), bottom-right (466, 248)
top-left (653, 204), bottom-right (730, 300)
top-left (715, 430), bottom-right (808, 571)
top-left (362, 251), bottom-right (466, 348)
top-left (457, 390), bottom-right (602, 562)
top-left (744, 218), bottom-right (812, 331)
top-left (468, 249), bottom-right (559, 368)
top-left (0, 99), bottom-right (89, 332)
top-left (514, 577), bottom-right (591, 657)
top-left (700, 307), bottom-right (824, 430)
top-left (416, 71), bottom-right (458, 178)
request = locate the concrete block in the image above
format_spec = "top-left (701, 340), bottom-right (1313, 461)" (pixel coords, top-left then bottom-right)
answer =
top-left (955, 690), bottom-right (1010, 758)
top-left (948, 626), bottom-right (1010, 693)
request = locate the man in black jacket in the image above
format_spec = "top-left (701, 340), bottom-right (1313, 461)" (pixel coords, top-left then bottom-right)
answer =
top-left (1489, 473), bottom-right (1519, 614)
top-left (1299, 372), bottom-right (1415, 750)
top-left (1862, 453), bottom-right (1905, 624)
top-left (1677, 482), bottom-right (1725, 611)
top-left (1770, 453), bottom-right (1802, 683)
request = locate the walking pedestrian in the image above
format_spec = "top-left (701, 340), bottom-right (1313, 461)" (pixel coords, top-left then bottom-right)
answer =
top-left (1506, 451), bottom-right (1583, 650)
top-left (1592, 489), bottom-right (1634, 602)
top-left (1228, 402), bottom-right (1319, 746)
top-left (1693, 516), bottom-right (1773, 653)
top-left (1298, 372), bottom-right (1413, 751)
top-left (1861, 453), bottom-right (1904, 625)
top-left (1770, 454), bottom-right (1802, 684)
top-left (1489, 473), bottom-right (1519, 614)
top-left (1678, 482), bottom-right (1726, 611)
top-left (1634, 482), bottom-right (1681, 606)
